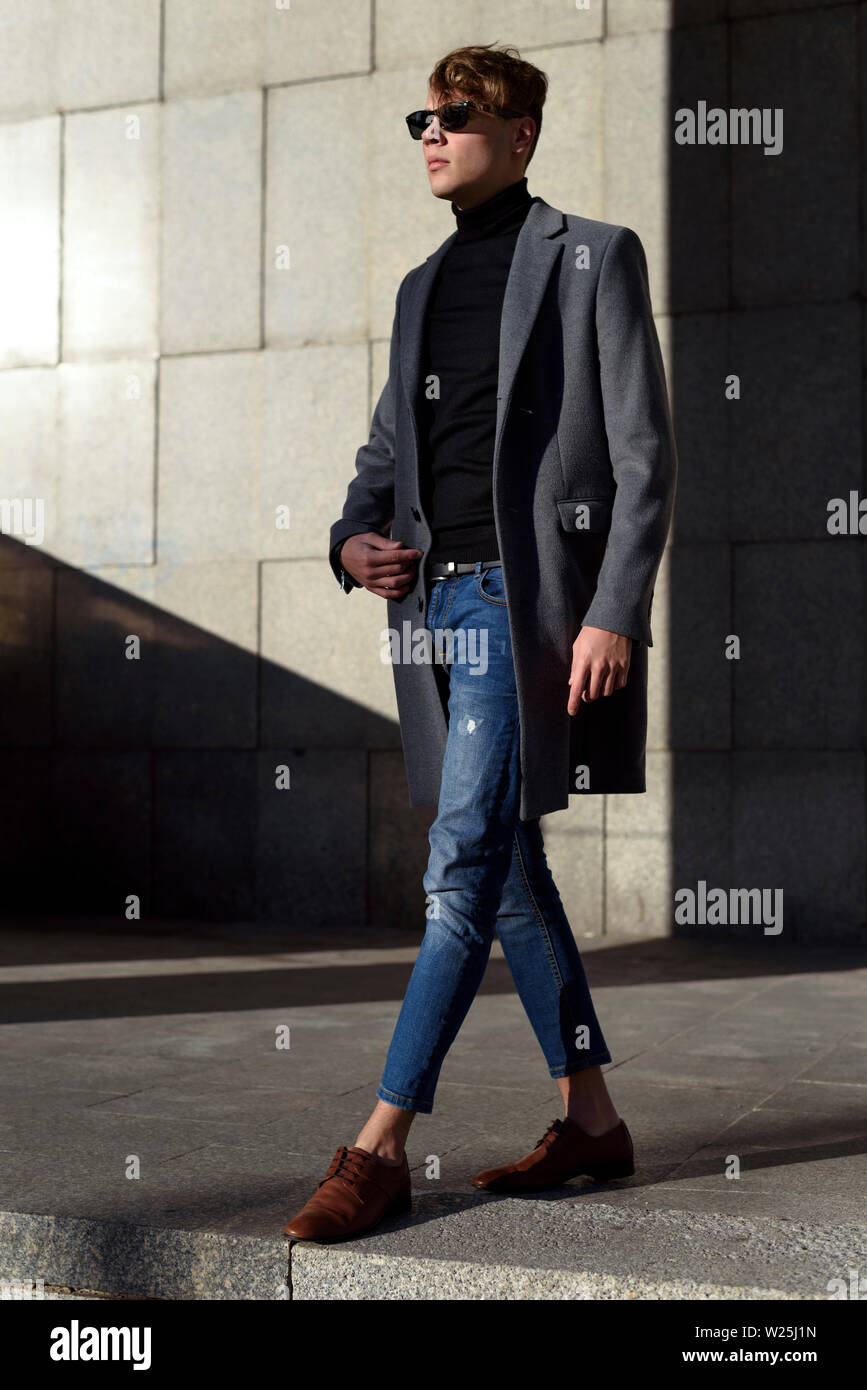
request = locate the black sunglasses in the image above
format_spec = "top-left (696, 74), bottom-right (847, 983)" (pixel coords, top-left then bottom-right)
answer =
top-left (405, 100), bottom-right (527, 140)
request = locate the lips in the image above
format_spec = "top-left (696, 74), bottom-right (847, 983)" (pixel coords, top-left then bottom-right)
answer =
top-left (427, 159), bottom-right (448, 168)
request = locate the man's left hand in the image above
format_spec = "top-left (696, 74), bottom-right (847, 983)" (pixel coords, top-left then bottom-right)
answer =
top-left (568, 626), bottom-right (632, 713)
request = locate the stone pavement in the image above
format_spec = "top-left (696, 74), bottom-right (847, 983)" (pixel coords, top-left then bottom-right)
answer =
top-left (0, 919), bottom-right (865, 1300)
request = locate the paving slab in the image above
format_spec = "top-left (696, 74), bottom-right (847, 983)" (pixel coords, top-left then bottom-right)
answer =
top-left (0, 920), bottom-right (865, 1299)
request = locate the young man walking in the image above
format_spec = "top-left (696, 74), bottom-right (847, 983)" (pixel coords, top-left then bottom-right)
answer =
top-left (285, 44), bottom-right (677, 1242)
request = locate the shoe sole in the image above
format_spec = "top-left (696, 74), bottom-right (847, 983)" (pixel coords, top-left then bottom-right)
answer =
top-left (284, 1188), bottom-right (412, 1242)
top-left (473, 1157), bottom-right (635, 1192)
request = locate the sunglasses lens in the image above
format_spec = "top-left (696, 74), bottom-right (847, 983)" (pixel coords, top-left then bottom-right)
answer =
top-left (440, 104), bottom-right (468, 130)
top-left (406, 104), bottom-right (470, 138)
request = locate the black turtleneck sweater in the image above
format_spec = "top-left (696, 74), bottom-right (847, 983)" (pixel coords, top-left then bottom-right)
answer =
top-left (418, 176), bottom-right (534, 564)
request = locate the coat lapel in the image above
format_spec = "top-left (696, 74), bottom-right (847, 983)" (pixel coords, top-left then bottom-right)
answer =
top-left (400, 196), bottom-right (567, 485)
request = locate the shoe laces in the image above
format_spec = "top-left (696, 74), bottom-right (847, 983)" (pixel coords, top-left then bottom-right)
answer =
top-left (319, 1145), bottom-right (369, 1189)
top-left (533, 1117), bottom-right (568, 1150)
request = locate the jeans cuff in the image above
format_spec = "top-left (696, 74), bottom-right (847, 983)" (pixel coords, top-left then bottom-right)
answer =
top-left (549, 1051), bottom-right (612, 1079)
top-left (376, 1084), bottom-right (433, 1116)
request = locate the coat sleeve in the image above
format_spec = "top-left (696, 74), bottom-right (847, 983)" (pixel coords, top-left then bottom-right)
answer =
top-left (328, 280), bottom-right (404, 592)
top-left (579, 226), bottom-right (677, 646)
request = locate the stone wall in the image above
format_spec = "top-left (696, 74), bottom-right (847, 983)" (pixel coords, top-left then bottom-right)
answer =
top-left (0, 1), bottom-right (862, 940)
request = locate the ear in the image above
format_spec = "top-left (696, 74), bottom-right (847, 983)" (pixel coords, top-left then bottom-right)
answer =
top-left (515, 116), bottom-right (536, 156)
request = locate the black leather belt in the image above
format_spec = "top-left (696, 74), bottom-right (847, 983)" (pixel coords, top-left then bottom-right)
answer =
top-left (427, 558), bottom-right (501, 579)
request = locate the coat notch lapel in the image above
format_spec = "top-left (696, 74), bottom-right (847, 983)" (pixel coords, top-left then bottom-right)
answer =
top-left (399, 197), bottom-right (566, 488)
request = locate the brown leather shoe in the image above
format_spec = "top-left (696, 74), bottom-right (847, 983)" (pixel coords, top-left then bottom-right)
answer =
top-left (284, 1145), bottom-right (411, 1242)
top-left (471, 1117), bottom-right (634, 1193)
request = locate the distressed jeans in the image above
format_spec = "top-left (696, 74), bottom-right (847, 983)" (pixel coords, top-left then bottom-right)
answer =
top-left (376, 561), bottom-right (612, 1115)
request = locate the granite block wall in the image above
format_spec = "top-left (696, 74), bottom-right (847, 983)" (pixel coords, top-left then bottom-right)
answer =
top-left (0, 1), bottom-right (862, 940)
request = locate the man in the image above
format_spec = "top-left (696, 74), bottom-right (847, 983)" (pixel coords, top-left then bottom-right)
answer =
top-left (285, 43), bottom-right (677, 1242)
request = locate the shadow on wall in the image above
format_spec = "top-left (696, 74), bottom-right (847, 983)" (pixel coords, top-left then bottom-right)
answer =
top-left (667, 0), bottom-right (865, 941)
top-left (1, 7), bottom-right (864, 943)
top-left (0, 534), bottom-right (435, 928)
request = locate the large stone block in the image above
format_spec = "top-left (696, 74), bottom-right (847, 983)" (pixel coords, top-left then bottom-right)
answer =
top-left (730, 302), bottom-right (860, 541)
top-left (734, 542), bottom-right (863, 750)
top-left (152, 750), bottom-right (258, 919)
top-left (164, 0), bottom-right (370, 99)
top-left (63, 105), bottom-right (161, 358)
top-left (732, 751), bottom-right (866, 939)
top-left (605, 752), bottom-right (672, 936)
top-left (158, 345), bottom-right (368, 564)
top-left (667, 542), bottom-right (732, 750)
top-left (374, 0), bottom-right (602, 70)
top-left (0, 751), bottom-right (53, 910)
top-left (668, 22), bottom-right (729, 312)
top-left (53, 361), bottom-right (156, 568)
top-left (72, 560), bottom-right (260, 749)
top-left (731, 0), bottom-right (841, 14)
top-left (51, 751), bottom-right (152, 916)
top-left (667, 312), bottom-right (729, 543)
top-left (263, 0), bottom-right (370, 86)
top-left (603, 31), bottom-right (673, 312)
top-left (609, 0), bottom-right (726, 32)
top-left (863, 0), bottom-right (867, 300)
top-left (670, 752), bottom-right (732, 923)
top-left (539, 797), bottom-right (604, 939)
top-left (256, 746), bottom-right (367, 925)
top-left (149, 561), bottom-right (258, 748)
top-left (54, 361), bottom-right (156, 568)
top-left (523, 43), bottom-right (602, 222)
top-left (259, 558), bottom-right (399, 749)
top-left (732, 8), bottom-right (858, 306)
top-left (0, 1), bottom-right (160, 119)
top-left (54, 566), bottom-right (156, 748)
top-left (161, 91), bottom-right (263, 353)
top-left (0, 566), bottom-right (53, 746)
top-left (0, 118), bottom-right (60, 367)
top-left (263, 345), bottom-right (369, 560)
top-left (0, 0), bottom-right (55, 119)
top-left (0, 367), bottom-right (60, 557)
top-left (265, 77), bottom-right (369, 346)
top-left (56, 0), bottom-right (161, 112)
top-left (158, 350), bottom-right (261, 566)
top-left (368, 750), bottom-right (435, 930)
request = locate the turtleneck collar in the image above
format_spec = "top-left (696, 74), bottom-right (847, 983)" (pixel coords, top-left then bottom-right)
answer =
top-left (451, 177), bottom-right (533, 242)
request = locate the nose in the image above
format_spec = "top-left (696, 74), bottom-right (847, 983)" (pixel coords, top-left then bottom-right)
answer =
top-left (422, 112), bottom-right (443, 143)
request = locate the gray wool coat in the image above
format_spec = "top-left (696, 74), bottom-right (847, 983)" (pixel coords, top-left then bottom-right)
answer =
top-left (329, 196), bottom-right (678, 822)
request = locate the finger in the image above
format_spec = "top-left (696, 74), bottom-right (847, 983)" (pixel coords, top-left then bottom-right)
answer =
top-left (602, 666), bottom-right (619, 699)
top-left (366, 562), bottom-right (417, 581)
top-left (365, 550), bottom-right (420, 571)
top-left (568, 659), bottom-right (590, 714)
top-left (368, 580), bottom-right (412, 598)
top-left (585, 663), bottom-right (607, 702)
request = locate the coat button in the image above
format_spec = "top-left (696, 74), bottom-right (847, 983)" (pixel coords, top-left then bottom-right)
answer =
top-left (418, 597), bottom-right (423, 610)
top-left (411, 507), bottom-right (421, 521)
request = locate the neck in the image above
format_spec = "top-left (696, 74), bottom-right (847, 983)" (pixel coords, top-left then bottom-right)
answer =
top-left (452, 174), bottom-right (528, 212)
top-left (451, 175), bottom-right (532, 242)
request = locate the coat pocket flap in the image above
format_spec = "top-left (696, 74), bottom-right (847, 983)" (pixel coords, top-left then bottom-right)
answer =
top-left (556, 496), bottom-right (612, 533)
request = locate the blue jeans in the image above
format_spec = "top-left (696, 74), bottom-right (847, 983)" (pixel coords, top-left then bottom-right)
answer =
top-left (376, 562), bottom-right (612, 1115)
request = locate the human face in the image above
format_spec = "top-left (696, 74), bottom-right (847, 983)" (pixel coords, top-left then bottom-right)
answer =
top-left (420, 87), bottom-right (535, 210)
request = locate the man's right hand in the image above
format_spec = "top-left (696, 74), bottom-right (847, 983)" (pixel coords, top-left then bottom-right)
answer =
top-left (340, 533), bottom-right (423, 599)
